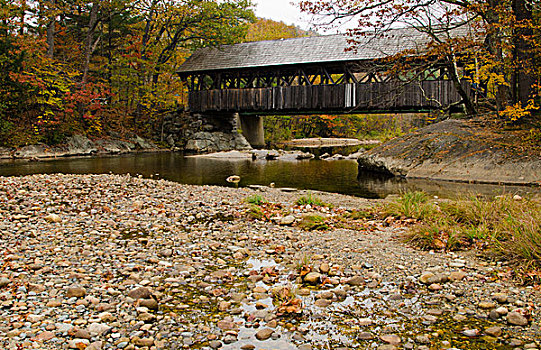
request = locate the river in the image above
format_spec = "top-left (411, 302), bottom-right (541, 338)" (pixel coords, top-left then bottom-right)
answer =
top-left (0, 152), bottom-right (538, 199)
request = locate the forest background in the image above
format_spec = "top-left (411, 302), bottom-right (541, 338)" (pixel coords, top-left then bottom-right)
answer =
top-left (0, 0), bottom-right (540, 148)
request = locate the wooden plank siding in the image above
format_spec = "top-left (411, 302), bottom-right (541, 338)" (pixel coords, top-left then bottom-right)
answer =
top-left (188, 80), bottom-right (471, 114)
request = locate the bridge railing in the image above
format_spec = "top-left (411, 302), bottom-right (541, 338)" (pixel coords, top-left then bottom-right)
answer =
top-left (188, 80), bottom-right (471, 113)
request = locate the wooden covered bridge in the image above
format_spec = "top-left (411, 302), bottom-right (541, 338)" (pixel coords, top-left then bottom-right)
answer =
top-left (177, 27), bottom-right (472, 147)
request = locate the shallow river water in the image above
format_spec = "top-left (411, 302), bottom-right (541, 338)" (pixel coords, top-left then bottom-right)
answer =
top-left (0, 152), bottom-right (538, 198)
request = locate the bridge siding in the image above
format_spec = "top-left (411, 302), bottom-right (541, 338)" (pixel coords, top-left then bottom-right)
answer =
top-left (188, 80), bottom-right (469, 113)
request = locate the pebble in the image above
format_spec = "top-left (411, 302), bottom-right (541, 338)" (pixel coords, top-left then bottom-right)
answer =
top-left (255, 328), bottom-right (274, 340)
top-left (485, 326), bottom-right (503, 337)
top-left (303, 272), bottom-right (321, 285)
top-left (507, 311), bottom-right (529, 326)
top-left (0, 277), bottom-right (10, 288)
top-left (66, 287), bottom-right (86, 298)
top-left (0, 174), bottom-right (538, 350)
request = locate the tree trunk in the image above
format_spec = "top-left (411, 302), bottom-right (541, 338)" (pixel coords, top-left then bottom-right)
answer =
top-left (484, 0), bottom-right (513, 110)
top-left (82, 2), bottom-right (100, 84)
top-left (446, 55), bottom-right (476, 115)
top-left (512, 0), bottom-right (535, 105)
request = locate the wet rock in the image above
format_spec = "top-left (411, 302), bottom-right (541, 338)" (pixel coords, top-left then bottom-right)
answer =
top-left (415, 335), bottom-right (430, 344)
top-left (217, 319), bottom-right (237, 331)
top-left (255, 328), bottom-right (274, 341)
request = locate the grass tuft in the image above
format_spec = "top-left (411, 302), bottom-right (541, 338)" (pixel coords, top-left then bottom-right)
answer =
top-left (246, 194), bottom-right (266, 206)
top-left (298, 215), bottom-right (329, 231)
top-left (296, 191), bottom-right (332, 208)
top-left (389, 191), bottom-right (541, 283)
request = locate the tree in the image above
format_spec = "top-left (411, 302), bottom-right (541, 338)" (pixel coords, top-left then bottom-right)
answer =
top-left (0, 0), bottom-right (256, 146)
top-left (300, 0), bottom-right (540, 119)
top-left (244, 18), bottom-right (313, 42)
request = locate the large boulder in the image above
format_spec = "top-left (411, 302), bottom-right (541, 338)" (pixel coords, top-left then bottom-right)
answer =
top-left (357, 119), bottom-right (541, 185)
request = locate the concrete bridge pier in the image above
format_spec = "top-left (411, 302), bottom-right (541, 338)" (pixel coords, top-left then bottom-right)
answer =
top-left (238, 114), bottom-right (265, 148)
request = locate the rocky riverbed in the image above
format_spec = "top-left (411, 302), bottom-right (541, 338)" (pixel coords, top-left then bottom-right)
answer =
top-left (0, 174), bottom-right (539, 350)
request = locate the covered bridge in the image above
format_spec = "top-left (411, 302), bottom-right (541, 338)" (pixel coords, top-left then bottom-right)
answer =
top-left (177, 27), bottom-right (473, 147)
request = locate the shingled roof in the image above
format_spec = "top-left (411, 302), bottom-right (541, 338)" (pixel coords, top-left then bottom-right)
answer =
top-left (177, 26), bottom-right (472, 75)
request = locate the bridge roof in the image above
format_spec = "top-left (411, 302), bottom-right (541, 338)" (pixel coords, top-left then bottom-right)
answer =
top-left (178, 26), bottom-right (471, 75)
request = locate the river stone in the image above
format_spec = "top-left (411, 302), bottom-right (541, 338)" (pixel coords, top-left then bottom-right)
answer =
top-left (358, 332), bottom-right (374, 340)
top-left (217, 319), bottom-right (237, 331)
top-left (449, 271), bottom-right (466, 281)
top-left (279, 215), bottom-right (295, 225)
top-left (346, 275), bottom-right (364, 286)
top-left (255, 328), bottom-right (274, 341)
top-left (66, 287), bottom-right (86, 298)
top-left (507, 311), bottom-right (528, 326)
top-left (87, 323), bottom-right (111, 335)
top-left (73, 329), bottom-right (91, 339)
top-left (134, 337), bottom-right (154, 347)
top-left (319, 262), bottom-right (330, 274)
top-left (0, 277), bottom-right (10, 288)
top-left (139, 298), bottom-right (158, 310)
top-left (419, 272), bottom-right (436, 285)
top-left (462, 329), bottom-right (480, 337)
top-left (428, 283), bottom-right (443, 291)
top-left (485, 326), bottom-right (503, 337)
top-left (128, 287), bottom-right (151, 300)
top-left (209, 340), bottom-right (222, 349)
top-left (314, 299), bottom-right (331, 307)
top-left (380, 334), bottom-right (401, 345)
top-left (45, 213), bottom-right (62, 223)
top-left (479, 301), bottom-right (496, 309)
top-left (493, 293), bottom-right (508, 303)
top-left (68, 339), bottom-right (90, 349)
top-left (35, 331), bottom-right (55, 341)
top-left (415, 335), bottom-right (430, 344)
top-left (303, 272), bottom-right (321, 285)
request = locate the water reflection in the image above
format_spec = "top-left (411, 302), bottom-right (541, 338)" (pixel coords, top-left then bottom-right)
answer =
top-left (0, 152), bottom-right (538, 199)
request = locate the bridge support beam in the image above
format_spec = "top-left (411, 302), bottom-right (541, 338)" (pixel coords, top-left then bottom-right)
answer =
top-left (239, 114), bottom-right (265, 148)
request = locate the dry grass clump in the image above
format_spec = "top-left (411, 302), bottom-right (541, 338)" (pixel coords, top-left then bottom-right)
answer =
top-left (384, 192), bottom-right (541, 277)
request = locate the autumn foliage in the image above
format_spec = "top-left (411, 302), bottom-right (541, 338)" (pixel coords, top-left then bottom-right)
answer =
top-left (0, 0), bottom-right (254, 147)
